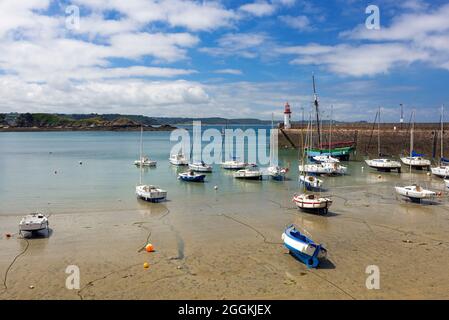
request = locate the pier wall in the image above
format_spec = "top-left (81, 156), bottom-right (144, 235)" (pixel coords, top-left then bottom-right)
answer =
top-left (278, 123), bottom-right (449, 161)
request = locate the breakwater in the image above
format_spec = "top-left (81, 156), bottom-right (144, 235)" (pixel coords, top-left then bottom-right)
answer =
top-left (278, 123), bottom-right (449, 161)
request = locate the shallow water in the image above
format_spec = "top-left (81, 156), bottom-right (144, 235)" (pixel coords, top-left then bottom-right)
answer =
top-left (0, 127), bottom-right (446, 215)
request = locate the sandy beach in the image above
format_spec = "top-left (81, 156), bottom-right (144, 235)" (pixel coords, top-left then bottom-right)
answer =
top-left (2, 172), bottom-right (449, 300)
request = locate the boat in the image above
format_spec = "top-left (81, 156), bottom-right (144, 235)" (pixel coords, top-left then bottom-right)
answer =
top-left (365, 158), bottom-right (402, 172)
top-left (136, 127), bottom-right (167, 202)
top-left (136, 185), bottom-right (167, 202)
top-left (395, 185), bottom-right (436, 203)
top-left (221, 159), bottom-right (247, 170)
top-left (267, 166), bottom-right (288, 180)
top-left (365, 107), bottom-right (402, 172)
top-left (292, 193), bottom-right (332, 214)
top-left (299, 175), bottom-right (323, 191)
top-left (282, 224), bottom-right (327, 268)
top-left (400, 155), bottom-right (431, 170)
top-left (19, 213), bottom-right (49, 233)
top-left (312, 155), bottom-right (340, 163)
top-left (169, 150), bottom-right (189, 166)
top-left (431, 105), bottom-right (449, 177)
top-left (134, 156), bottom-right (156, 167)
top-left (188, 161), bottom-right (212, 172)
top-left (298, 162), bottom-right (347, 175)
top-left (234, 165), bottom-right (262, 180)
top-left (178, 170), bottom-right (206, 182)
top-left (395, 111), bottom-right (436, 203)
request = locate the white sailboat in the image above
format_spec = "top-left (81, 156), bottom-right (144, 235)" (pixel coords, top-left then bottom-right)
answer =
top-left (221, 158), bottom-right (247, 170)
top-left (19, 213), bottom-right (49, 234)
top-left (365, 107), bottom-right (402, 172)
top-left (169, 150), bottom-right (189, 166)
top-left (136, 127), bottom-right (167, 202)
top-left (188, 161), bottom-right (212, 172)
top-left (134, 127), bottom-right (157, 167)
top-left (234, 165), bottom-right (262, 180)
top-left (267, 113), bottom-right (288, 180)
top-left (400, 115), bottom-right (430, 169)
top-left (395, 110), bottom-right (435, 203)
top-left (312, 106), bottom-right (340, 164)
top-left (431, 105), bottom-right (449, 178)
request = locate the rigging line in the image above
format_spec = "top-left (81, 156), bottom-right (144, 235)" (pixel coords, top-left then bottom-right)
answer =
top-left (308, 269), bottom-right (357, 300)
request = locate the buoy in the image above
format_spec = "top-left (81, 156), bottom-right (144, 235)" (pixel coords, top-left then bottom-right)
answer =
top-left (54, 170), bottom-right (57, 174)
top-left (427, 172), bottom-right (431, 176)
top-left (79, 161), bottom-right (83, 165)
top-left (214, 186), bottom-right (218, 190)
top-left (29, 285), bottom-right (34, 289)
top-left (145, 243), bottom-right (154, 253)
top-left (5, 233), bottom-right (11, 238)
top-left (378, 175), bottom-right (382, 179)
top-left (143, 262), bottom-right (150, 269)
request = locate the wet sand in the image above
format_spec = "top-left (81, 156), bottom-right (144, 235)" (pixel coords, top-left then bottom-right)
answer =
top-left (1, 169), bottom-right (449, 300)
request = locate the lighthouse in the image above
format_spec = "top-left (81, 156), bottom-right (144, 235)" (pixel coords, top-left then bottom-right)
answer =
top-left (284, 102), bottom-right (292, 129)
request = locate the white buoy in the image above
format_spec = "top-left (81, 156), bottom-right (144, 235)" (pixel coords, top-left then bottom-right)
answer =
top-left (214, 186), bottom-right (218, 190)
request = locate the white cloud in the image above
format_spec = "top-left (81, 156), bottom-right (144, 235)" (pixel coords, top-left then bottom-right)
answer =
top-left (200, 33), bottom-right (269, 58)
top-left (239, 1), bottom-right (276, 17)
top-left (279, 15), bottom-right (311, 30)
top-left (213, 69), bottom-right (243, 75)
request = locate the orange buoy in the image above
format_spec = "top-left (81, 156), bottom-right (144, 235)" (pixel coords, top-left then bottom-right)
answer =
top-left (5, 233), bottom-right (11, 238)
top-left (145, 243), bottom-right (154, 253)
top-left (143, 262), bottom-right (150, 269)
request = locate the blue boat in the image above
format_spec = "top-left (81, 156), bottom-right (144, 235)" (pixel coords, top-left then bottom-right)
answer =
top-left (178, 170), bottom-right (206, 182)
top-left (282, 225), bottom-right (327, 268)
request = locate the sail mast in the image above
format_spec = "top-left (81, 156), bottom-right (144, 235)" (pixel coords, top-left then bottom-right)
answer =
top-left (329, 105), bottom-right (333, 156)
top-left (441, 105), bottom-right (444, 162)
top-left (410, 110), bottom-right (415, 178)
top-left (378, 106), bottom-right (381, 157)
top-left (312, 75), bottom-right (321, 149)
top-left (139, 125), bottom-right (143, 185)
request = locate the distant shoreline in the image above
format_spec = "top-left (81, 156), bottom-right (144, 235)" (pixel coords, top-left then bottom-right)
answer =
top-left (0, 124), bottom-right (177, 132)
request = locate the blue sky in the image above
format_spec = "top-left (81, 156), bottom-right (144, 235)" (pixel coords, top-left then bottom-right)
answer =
top-left (0, 0), bottom-right (448, 121)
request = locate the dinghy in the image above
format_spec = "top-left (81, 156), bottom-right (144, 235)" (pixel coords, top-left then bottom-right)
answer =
top-left (292, 193), bottom-right (332, 214)
top-left (298, 162), bottom-right (346, 175)
top-left (136, 185), bottom-right (167, 202)
top-left (282, 224), bottom-right (327, 268)
top-left (178, 170), bottom-right (206, 182)
top-left (395, 184), bottom-right (436, 203)
top-left (299, 175), bottom-right (323, 191)
top-left (134, 156), bottom-right (156, 167)
top-left (188, 161), bottom-right (212, 172)
top-left (234, 165), bottom-right (262, 180)
top-left (169, 151), bottom-right (188, 166)
top-left (267, 166), bottom-right (288, 181)
top-left (19, 213), bottom-right (49, 233)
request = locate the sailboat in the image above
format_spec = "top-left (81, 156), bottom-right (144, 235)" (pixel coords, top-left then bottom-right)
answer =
top-left (294, 113), bottom-right (332, 214)
top-left (395, 110), bottom-right (436, 203)
top-left (136, 127), bottom-right (167, 202)
top-left (400, 112), bottom-right (430, 169)
top-left (234, 164), bottom-right (263, 180)
top-left (365, 107), bottom-right (402, 172)
top-left (431, 105), bottom-right (449, 178)
top-left (133, 126), bottom-right (157, 167)
top-left (267, 113), bottom-right (288, 180)
top-left (312, 106), bottom-right (340, 164)
top-left (169, 149), bottom-right (189, 166)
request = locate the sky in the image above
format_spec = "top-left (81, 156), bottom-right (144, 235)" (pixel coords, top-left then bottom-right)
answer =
top-left (0, 0), bottom-right (449, 122)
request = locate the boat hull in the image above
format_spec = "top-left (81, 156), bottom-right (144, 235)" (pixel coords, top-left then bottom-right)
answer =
top-left (178, 174), bottom-right (206, 182)
top-left (400, 157), bottom-right (430, 170)
top-left (365, 159), bottom-right (402, 172)
top-left (188, 164), bottom-right (212, 172)
top-left (394, 186), bottom-right (436, 203)
top-left (136, 186), bottom-right (167, 202)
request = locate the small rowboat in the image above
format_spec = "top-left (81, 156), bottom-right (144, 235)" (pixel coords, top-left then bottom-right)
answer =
top-left (394, 184), bottom-right (436, 203)
top-left (178, 170), bottom-right (206, 182)
top-left (292, 193), bottom-right (332, 214)
top-left (299, 175), bottom-right (323, 191)
top-left (19, 213), bottom-right (49, 234)
top-left (282, 225), bottom-right (327, 268)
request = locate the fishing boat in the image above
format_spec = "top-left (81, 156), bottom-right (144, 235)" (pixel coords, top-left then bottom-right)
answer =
top-left (234, 165), bottom-right (262, 180)
top-left (134, 156), bottom-right (156, 167)
top-left (136, 127), bottom-right (167, 202)
top-left (19, 213), bottom-right (49, 234)
top-left (292, 193), bottom-right (332, 214)
top-left (312, 155), bottom-right (340, 163)
top-left (169, 150), bottom-right (189, 166)
top-left (178, 170), bottom-right (206, 182)
top-left (267, 166), bottom-right (288, 180)
top-left (282, 224), bottom-right (327, 268)
top-left (365, 107), bottom-right (402, 172)
top-left (395, 185), bottom-right (436, 203)
top-left (395, 111), bottom-right (436, 203)
top-left (431, 105), bottom-right (449, 177)
top-left (299, 175), bottom-right (323, 191)
top-left (221, 159), bottom-right (247, 170)
top-left (188, 161), bottom-right (212, 172)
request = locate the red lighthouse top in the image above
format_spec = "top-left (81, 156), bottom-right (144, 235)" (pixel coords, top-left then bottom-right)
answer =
top-left (284, 102), bottom-right (291, 114)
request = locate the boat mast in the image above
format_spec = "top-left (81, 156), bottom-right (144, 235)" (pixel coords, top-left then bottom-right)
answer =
top-left (139, 125), bottom-right (143, 185)
top-left (329, 105), bottom-right (333, 156)
top-left (270, 112), bottom-right (274, 166)
top-left (441, 105), bottom-right (444, 163)
top-left (312, 75), bottom-right (321, 149)
top-left (410, 110), bottom-right (415, 178)
top-left (378, 106), bottom-right (381, 157)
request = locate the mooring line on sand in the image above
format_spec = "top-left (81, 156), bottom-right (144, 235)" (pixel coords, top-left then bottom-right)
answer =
top-left (308, 270), bottom-right (356, 300)
top-left (220, 213), bottom-right (283, 245)
top-left (2, 237), bottom-right (30, 290)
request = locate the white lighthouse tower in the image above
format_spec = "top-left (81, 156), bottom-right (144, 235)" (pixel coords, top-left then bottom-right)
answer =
top-left (284, 102), bottom-right (292, 129)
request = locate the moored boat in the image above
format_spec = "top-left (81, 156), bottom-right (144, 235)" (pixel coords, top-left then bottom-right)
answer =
top-left (444, 179), bottom-right (449, 189)
top-left (432, 165), bottom-right (449, 178)
top-left (292, 193), bottom-right (332, 214)
top-left (134, 156), bottom-right (156, 167)
top-left (169, 152), bottom-right (189, 166)
top-left (19, 213), bottom-right (49, 233)
top-left (299, 175), bottom-right (323, 191)
top-left (178, 170), bottom-right (206, 182)
top-left (365, 159), bottom-right (402, 172)
top-left (267, 166), bottom-right (288, 180)
top-left (222, 159), bottom-right (247, 170)
top-left (282, 224), bottom-right (327, 268)
top-left (136, 185), bottom-right (167, 202)
top-left (400, 156), bottom-right (431, 170)
top-left (312, 155), bottom-right (340, 163)
top-left (189, 161), bottom-right (212, 172)
top-left (234, 165), bottom-right (262, 180)
top-left (394, 184), bottom-right (436, 203)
